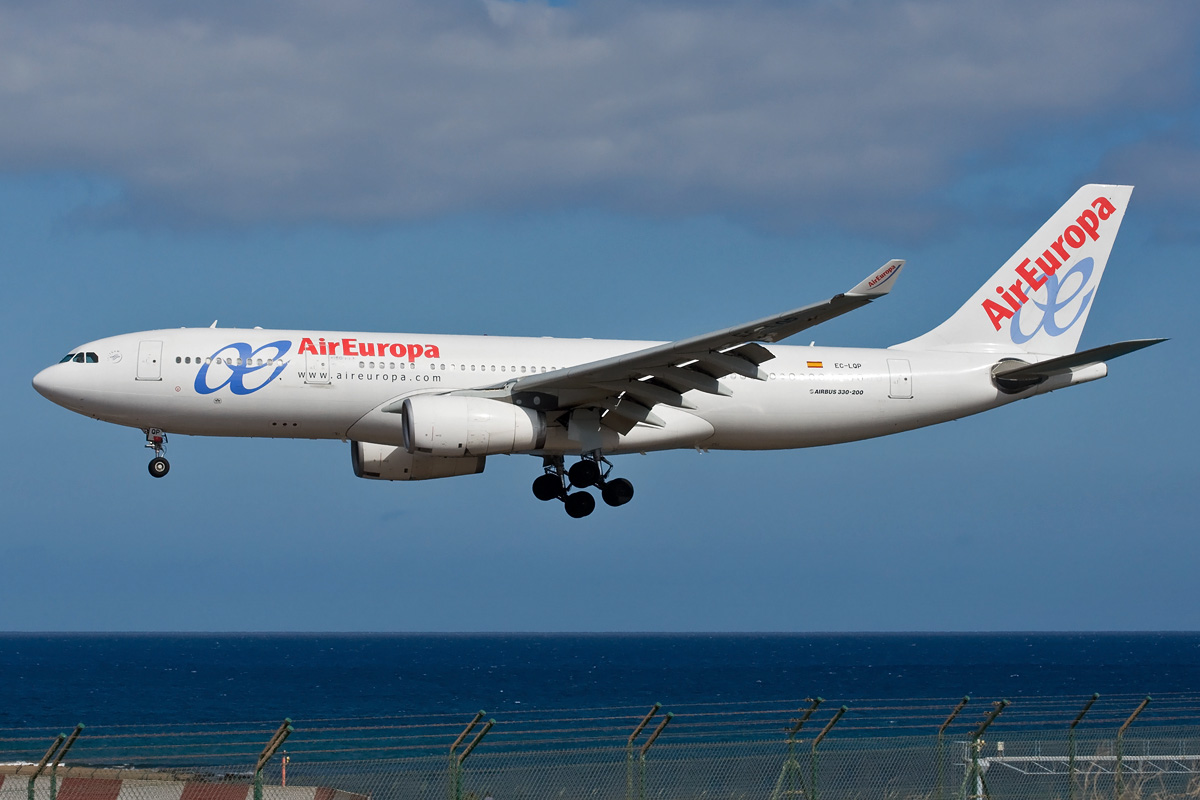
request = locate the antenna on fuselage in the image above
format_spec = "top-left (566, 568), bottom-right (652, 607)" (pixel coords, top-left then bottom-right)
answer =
top-left (210, 320), bottom-right (218, 328)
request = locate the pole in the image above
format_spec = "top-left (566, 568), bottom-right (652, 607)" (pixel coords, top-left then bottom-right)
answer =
top-left (638, 713), bottom-right (674, 800)
top-left (29, 734), bottom-right (66, 800)
top-left (789, 699), bottom-right (824, 741)
top-left (254, 720), bottom-right (293, 800)
top-left (627, 705), bottom-right (661, 800)
top-left (1069, 694), bottom-right (1099, 800)
top-left (1116, 696), bottom-right (1150, 800)
top-left (452, 718), bottom-right (495, 800)
top-left (449, 712), bottom-right (485, 800)
top-left (457, 719), bottom-right (495, 765)
top-left (628, 704), bottom-right (661, 748)
top-left (939, 698), bottom-right (970, 800)
top-left (810, 706), bottom-right (847, 800)
top-left (49, 725), bottom-right (84, 800)
top-left (963, 701), bottom-right (1008, 800)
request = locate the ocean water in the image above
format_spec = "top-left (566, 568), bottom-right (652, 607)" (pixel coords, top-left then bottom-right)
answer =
top-left (2, 633), bottom-right (1198, 731)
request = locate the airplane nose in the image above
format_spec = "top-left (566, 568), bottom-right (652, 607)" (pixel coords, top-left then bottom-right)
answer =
top-left (33, 365), bottom-right (73, 406)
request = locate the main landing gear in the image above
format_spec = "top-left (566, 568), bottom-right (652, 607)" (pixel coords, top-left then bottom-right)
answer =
top-left (532, 453), bottom-right (634, 518)
top-left (145, 428), bottom-right (170, 478)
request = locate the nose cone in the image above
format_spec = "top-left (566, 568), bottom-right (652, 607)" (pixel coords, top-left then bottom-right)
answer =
top-left (33, 364), bottom-right (75, 408)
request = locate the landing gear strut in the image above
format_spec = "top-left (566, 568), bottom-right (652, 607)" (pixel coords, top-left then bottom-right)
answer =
top-left (530, 453), bottom-right (634, 518)
top-left (145, 428), bottom-right (170, 478)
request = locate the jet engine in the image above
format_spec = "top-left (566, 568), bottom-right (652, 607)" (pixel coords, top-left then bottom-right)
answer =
top-left (401, 395), bottom-right (546, 457)
top-left (351, 441), bottom-right (484, 481)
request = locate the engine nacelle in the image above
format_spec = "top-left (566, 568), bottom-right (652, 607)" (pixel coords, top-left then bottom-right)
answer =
top-left (402, 395), bottom-right (546, 457)
top-left (351, 441), bottom-right (484, 481)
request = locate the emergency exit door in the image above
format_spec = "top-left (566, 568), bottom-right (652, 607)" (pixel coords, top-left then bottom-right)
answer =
top-left (887, 358), bottom-right (912, 399)
top-left (136, 340), bottom-right (163, 381)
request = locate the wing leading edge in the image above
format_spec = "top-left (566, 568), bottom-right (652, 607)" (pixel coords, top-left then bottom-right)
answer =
top-left (476, 260), bottom-right (904, 433)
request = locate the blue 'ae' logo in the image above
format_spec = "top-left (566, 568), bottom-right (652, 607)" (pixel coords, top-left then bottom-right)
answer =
top-left (195, 341), bottom-right (292, 395)
top-left (1010, 257), bottom-right (1096, 345)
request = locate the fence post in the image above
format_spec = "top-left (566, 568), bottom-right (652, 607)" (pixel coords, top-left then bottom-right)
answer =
top-left (1115, 696), bottom-right (1150, 800)
top-left (809, 706), bottom-right (847, 800)
top-left (48, 724), bottom-right (84, 800)
top-left (254, 719), bottom-right (293, 800)
top-left (938, 698), bottom-right (970, 800)
top-left (627, 704), bottom-right (660, 800)
top-left (450, 712), bottom-right (485, 800)
top-left (637, 712), bottom-right (673, 800)
top-left (962, 700), bottom-right (1008, 800)
top-left (449, 713), bottom-right (494, 800)
top-left (770, 698), bottom-right (823, 800)
top-left (1068, 694), bottom-right (1099, 800)
top-left (28, 734), bottom-right (66, 800)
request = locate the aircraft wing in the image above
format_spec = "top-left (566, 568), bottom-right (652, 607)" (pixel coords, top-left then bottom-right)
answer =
top-left (485, 260), bottom-right (904, 431)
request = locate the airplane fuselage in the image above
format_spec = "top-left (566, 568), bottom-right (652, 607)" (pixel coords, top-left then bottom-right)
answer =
top-left (34, 326), bottom-right (1073, 457)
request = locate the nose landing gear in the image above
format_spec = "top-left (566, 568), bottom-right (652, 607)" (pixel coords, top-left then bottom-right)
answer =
top-left (530, 453), bottom-right (634, 518)
top-left (145, 428), bottom-right (170, 478)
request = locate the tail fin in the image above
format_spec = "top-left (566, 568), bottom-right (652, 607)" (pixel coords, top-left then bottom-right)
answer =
top-left (895, 185), bottom-right (1133, 355)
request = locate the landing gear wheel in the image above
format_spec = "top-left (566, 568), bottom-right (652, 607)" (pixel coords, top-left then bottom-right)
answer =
top-left (601, 477), bottom-right (634, 507)
top-left (532, 473), bottom-right (563, 501)
top-left (568, 459), bottom-right (602, 488)
top-left (564, 492), bottom-right (596, 518)
top-left (148, 457), bottom-right (170, 478)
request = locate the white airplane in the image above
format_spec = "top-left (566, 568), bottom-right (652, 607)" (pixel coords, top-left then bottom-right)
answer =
top-left (34, 185), bottom-right (1163, 517)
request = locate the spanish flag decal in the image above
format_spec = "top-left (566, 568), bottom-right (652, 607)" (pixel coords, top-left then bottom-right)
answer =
top-left (807, 361), bottom-right (823, 369)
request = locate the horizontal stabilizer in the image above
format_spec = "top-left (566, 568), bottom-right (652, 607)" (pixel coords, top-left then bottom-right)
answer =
top-left (992, 338), bottom-right (1165, 393)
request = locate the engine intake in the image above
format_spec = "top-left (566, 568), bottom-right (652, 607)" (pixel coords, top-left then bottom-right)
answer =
top-left (402, 395), bottom-right (547, 457)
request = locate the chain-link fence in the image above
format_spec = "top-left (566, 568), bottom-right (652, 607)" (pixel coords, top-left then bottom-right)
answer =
top-left (4, 696), bottom-right (1200, 800)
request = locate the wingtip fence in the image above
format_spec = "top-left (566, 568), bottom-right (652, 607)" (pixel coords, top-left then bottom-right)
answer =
top-left (4, 693), bottom-right (1200, 800)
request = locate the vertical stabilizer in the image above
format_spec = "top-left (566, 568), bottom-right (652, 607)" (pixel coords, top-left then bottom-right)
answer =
top-left (895, 185), bottom-right (1133, 355)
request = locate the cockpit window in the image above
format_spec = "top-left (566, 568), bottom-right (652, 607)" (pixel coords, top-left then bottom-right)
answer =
top-left (85, 352), bottom-right (99, 363)
top-left (60, 353), bottom-right (76, 363)
top-left (73, 353), bottom-right (86, 363)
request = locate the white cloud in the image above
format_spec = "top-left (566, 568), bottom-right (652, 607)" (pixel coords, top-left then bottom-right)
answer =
top-left (0, 0), bottom-right (1196, 231)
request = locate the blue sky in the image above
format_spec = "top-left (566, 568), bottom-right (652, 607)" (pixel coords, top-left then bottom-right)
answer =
top-left (2, 0), bottom-right (1197, 632)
